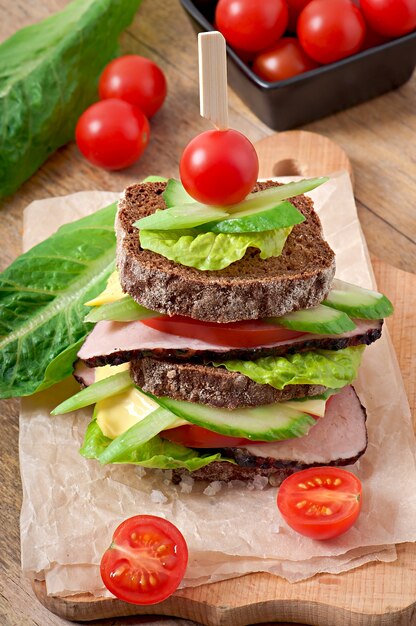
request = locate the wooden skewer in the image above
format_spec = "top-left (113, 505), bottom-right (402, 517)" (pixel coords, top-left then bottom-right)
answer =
top-left (198, 31), bottom-right (229, 130)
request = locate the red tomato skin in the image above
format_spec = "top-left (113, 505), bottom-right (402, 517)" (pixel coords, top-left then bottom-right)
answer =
top-left (297, 0), bottom-right (366, 64)
top-left (360, 0), bottom-right (416, 38)
top-left (179, 129), bottom-right (259, 206)
top-left (99, 55), bottom-right (167, 119)
top-left (141, 315), bottom-right (305, 348)
top-left (361, 26), bottom-right (389, 50)
top-left (253, 37), bottom-right (319, 82)
top-left (100, 515), bottom-right (188, 605)
top-left (287, 0), bottom-right (313, 32)
top-left (75, 99), bottom-right (150, 170)
top-left (161, 424), bottom-right (261, 448)
top-left (277, 467), bottom-right (362, 540)
top-left (215, 0), bottom-right (289, 52)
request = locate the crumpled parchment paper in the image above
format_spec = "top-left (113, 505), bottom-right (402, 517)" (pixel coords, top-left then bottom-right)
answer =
top-left (19, 173), bottom-right (416, 597)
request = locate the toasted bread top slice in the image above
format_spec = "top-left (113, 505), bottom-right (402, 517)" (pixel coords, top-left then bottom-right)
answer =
top-left (116, 180), bottom-right (335, 322)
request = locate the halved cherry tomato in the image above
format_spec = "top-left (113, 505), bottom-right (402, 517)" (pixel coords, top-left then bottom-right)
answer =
top-left (100, 515), bottom-right (188, 605)
top-left (179, 129), bottom-right (259, 206)
top-left (141, 316), bottom-right (305, 348)
top-left (162, 424), bottom-right (265, 448)
top-left (277, 467), bottom-right (362, 540)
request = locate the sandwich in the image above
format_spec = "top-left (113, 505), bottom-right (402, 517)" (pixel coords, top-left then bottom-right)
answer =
top-left (53, 176), bottom-right (393, 486)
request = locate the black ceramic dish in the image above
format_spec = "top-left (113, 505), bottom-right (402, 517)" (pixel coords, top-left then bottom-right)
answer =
top-left (180, 0), bottom-right (416, 130)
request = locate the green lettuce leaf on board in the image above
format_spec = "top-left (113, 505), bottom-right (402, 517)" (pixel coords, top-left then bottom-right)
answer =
top-left (80, 415), bottom-right (224, 471)
top-left (139, 227), bottom-right (292, 271)
top-left (0, 0), bottom-right (142, 198)
top-left (0, 202), bottom-right (118, 398)
top-left (214, 346), bottom-right (364, 390)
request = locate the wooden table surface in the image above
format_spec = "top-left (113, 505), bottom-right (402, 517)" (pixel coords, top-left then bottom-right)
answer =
top-left (0, 2), bottom-right (415, 625)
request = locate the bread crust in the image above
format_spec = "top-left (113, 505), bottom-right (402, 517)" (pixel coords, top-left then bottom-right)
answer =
top-left (116, 181), bottom-right (336, 322)
top-left (130, 357), bottom-right (327, 409)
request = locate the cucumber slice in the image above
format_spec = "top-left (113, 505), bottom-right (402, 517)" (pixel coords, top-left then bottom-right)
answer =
top-left (84, 296), bottom-right (157, 323)
top-left (204, 200), bottom-right (304, 233)
top-left (163, 178), bottom-right (194, 207)
top-left (323, 279), bottom-right (394, 319)
top-left (134, 177), bottom-right (327, 232)
top-left (51, 371), bottom-right (132, 415)
top-left (134, 204), bottom-right (229, 230)
top-left (271, 304), bottom-right (356, 335)
top-left (145, 391), bottom-right (317, 441)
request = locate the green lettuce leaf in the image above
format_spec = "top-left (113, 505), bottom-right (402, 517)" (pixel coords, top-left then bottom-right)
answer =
top-left (0, 202), bottom-right (118, 398)
top-left (0, 0), bottom-right (142, 198)
top-left (214, 346), bottom-right (364, 390)
top-left (139, 227), bottom-right (292, 271)
top-left (80, 416), bottom-right (224, 471)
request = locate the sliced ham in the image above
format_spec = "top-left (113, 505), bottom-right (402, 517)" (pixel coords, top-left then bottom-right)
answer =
top-left (241, 385), bottom-right (367, 464)
top-left (78, 318), bottom-right (382, 367)
top-left (172, 386), bottom-right (367, 484)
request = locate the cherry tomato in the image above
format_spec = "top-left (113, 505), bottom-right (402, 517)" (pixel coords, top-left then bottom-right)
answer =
top-left (76, 99), bottom-right (150, 170)
top-left (141, 315), bottom-right (305, 348)
top-left (297, 0), bottom-right (366, 64)
top-left (253, 38), bottom-right (319, 82)
top-left (277, 467), bottom-right (362, 540)
top-left (361, 26), bottom-right (389, 50)
top-left (215, 0), bottom-right (289, 52)
top-left (287, 0), bottom-right (313, 32)
top-left (99, 55), bottom-right (167, 119)
top-left (360, 0), bottom-right (416, 38)
top-left (161, 424), bottom-right (264, 448)
top-left (100, 515), bottom-right (188, 605)
top-left (179, 130), bottom-right (259, 206)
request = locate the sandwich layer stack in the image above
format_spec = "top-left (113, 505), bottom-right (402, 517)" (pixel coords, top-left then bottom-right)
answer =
top-left (71, 178), bottom-right (392, 485)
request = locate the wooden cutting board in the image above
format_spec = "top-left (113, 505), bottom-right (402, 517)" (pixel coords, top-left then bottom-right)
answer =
top-left (32, 131), bottom-right (416, 625)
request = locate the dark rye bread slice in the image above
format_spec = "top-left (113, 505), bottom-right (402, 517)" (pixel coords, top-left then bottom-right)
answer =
top-left (130, 356), bottom-right (326, 409)
top-left (116, 180), bottom-right (336, 322)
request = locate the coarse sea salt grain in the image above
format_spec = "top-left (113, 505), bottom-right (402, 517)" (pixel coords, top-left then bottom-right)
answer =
top-left (249, 475), bottom-right (269, 491)
top-left (179, 475), bottom-right (195, 494)
top-left (203, 481), bottom-right (223, 496)
top-left (150, 490), bottom-right (168, 504)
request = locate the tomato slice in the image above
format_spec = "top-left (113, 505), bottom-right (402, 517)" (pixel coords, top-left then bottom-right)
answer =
top-left (161, 424), bottom-right (267, 448)
top-left (100, 515), bottom-right (188, 605)
top-left (141, 316), bottom-right (305, 348)
top-left (277, 467), bottom-right (362, 540)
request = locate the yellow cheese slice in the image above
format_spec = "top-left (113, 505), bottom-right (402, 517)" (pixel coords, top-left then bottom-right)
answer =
top-left (94, 363), bottom-right (186, 439)
top-left (85, 270), bottom-right (125, 307)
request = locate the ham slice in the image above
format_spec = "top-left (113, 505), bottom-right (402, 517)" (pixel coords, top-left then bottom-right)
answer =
top-left (172, 386), bottom-right (367, 484)
top-left (78, 318), bottom-right (382, 367)
top-left (241, 385), bottom-right (367, 464)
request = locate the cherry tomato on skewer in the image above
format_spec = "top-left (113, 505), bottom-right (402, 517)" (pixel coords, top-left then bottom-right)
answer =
top-left (179, 129), bottom-right (259, 206)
